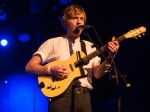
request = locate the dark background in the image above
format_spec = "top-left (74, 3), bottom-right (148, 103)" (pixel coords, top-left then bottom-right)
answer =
top-left (0, 0), bottom-right (150, 112)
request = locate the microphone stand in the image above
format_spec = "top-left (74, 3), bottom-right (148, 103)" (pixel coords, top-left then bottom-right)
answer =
top-left (82, 26), bottom-right (130, 112)
top-left (111, 61), bottom-right (121, 112)
top-left (109, 61), bottom-right (131, 112)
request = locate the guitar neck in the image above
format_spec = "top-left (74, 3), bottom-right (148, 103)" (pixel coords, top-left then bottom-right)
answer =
top-left (76, 35), bottom-right (126, 66)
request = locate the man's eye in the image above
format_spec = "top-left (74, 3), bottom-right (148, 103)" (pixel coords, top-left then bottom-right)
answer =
top-left (72, 17), bottom-right (77, 19)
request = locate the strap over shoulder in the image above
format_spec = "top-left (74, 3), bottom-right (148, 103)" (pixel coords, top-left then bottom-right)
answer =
top-left (80, 40), bottom-right (87, 55)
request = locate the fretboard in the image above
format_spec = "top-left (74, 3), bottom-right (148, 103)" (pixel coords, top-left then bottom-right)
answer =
top-left (75, 35), bottom-right (126, 67)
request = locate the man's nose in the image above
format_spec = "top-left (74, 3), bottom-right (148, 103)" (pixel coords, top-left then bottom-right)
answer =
top-left (77, 23), bottom-right (81, 26)
top-left (76, 21), bottom-right (81, 26)
top-left (77, 18), bottom-right (82, 24)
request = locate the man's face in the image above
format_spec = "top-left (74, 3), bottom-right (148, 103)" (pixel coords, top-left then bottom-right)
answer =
top-left (66, 13), bottom-right (85, 36)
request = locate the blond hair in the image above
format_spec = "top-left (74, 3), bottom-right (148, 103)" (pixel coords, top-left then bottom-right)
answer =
top-left (61, 5), bottom-right (86, 27)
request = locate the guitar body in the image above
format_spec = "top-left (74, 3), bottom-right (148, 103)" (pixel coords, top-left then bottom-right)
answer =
top-left (38, 51), bottom-right (88, 98)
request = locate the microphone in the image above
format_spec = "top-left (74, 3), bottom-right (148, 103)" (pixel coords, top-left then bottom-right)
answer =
top-left (76, 25), bottom-right (92, 30)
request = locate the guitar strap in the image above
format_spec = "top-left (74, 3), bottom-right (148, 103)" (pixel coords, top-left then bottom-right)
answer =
top-left (71, 40), bottom-right (87, 109)
top-left (80, 40), bottom-right (87, 55)
top-left (79, 40), bottom-right (88, 76)
top-left (75, 40), bottom-right (88, 78)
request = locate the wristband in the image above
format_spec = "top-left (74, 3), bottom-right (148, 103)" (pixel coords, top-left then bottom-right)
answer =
top-left (47, 66), bottom-right (51, 74)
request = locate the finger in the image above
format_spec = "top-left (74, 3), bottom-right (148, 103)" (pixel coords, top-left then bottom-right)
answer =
top-left (113, 41), bottom-right (119, 47)
top-left (109, 40), bottom-right (118, 46)
top-left (63, 71), bottom-right (70, 76)
top-left (59, 65), bottom-right (68, 70)
top-left (108, 45), bottom-right (118, 52)
top-left (57, 69), bottom-right (65, 73)
top-left (58, 68), bottom-right (69, 74)
top-left (112, 40), bottom-right (118, 45)
top-left (57, 75), bottom-right (64, 79)
top-left (108, 43), bottom-right (115, 49)
top-left (58, 70), bottom-right (70, 75)
top-left (111, 37), bottom-right (119, 46)
top-left (111, 36), bottom-right (115, 41)
top-left (59, 75), bottom-right (68, 79)
top-left (108, 42), bottom-right (119, 49)
top-left (108, 46), bottom-right (115, 52)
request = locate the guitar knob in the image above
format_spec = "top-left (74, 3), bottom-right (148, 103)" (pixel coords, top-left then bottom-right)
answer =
top-left (46, 85), bottom-right (51, 89)
top-left (51, 85), bottom-right (56, 90)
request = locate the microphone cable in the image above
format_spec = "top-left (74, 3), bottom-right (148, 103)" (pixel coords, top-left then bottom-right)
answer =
top-left (33, 84), bottom-right (50, 112)
top-left (33, 85), bottom-right (39, 112)
top-left (90, 25), bottom-right (104, 46)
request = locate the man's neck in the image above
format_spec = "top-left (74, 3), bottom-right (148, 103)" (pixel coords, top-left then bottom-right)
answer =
top-left (66, 34), bottom-right (79, 44)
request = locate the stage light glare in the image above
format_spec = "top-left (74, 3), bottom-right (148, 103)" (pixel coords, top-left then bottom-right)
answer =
top-left (0, 39), bottom-right (8, 46)
top-left (19, 34), bottom-right (30, 42)
top-left (5, 80), bottom-right (8, 83)
top-left (59, 0), bottom-right (73, 5)
top-left (53, 6), bottom-right (58, 11)
top-left (0, 9), bottom-right (6, 20)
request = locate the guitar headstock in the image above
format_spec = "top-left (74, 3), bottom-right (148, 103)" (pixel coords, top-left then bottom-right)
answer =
top-left (124, 26), bottom-right (146, 39)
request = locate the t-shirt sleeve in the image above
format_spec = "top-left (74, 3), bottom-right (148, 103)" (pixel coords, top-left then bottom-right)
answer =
top-left (92, 56), bottom-right (101, 67)
top-left (33, 39), bottom-right (53, 64)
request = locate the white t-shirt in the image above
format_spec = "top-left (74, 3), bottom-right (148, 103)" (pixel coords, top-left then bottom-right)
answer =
top-left (33, 35), bottom-right (101, 89)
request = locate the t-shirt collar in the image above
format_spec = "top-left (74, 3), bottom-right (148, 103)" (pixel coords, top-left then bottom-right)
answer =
top-left (64, 35), bottom-right (80, 43)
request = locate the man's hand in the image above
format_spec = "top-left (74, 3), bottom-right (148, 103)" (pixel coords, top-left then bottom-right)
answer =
top-left (50, 65), bottom-right (70, 79)
top-left (107, 37), bottom-right (119, 58)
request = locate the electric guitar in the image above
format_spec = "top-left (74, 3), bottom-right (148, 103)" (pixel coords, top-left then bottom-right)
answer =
top-left (38, 26), bottom-right (146, 98)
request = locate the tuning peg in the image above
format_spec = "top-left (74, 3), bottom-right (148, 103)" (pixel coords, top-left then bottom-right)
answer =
top-left (143, 33), bottom-right (145, 35)
top-left (138, 35), bottom-right (141, 38)
top-left (135, 37), bottom-right (137, 39)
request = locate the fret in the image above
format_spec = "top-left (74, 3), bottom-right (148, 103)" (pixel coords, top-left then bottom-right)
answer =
top-left (115, 35), bottom-right (125, 42)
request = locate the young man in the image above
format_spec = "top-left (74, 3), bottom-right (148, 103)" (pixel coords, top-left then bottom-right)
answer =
top-left (25, 5), bottom-right (119, 112)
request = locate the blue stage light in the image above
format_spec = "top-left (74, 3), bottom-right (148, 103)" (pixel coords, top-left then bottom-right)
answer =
top-left (0, 13), bottom-right (6, 20)
top-left (2, 73), bottom-right (48, 112)
top-left (0, 39), bottom-right (8, 46)
top-left (29, 0), bottom-right (43, 14)
top-left (53, 6), bottom-right (58, 11)
top-left (19, 33), bottom-right (30, 42)
top-left (59, 0), bottom-right (73, 5)
top-left (0, 9), bottom-right (6, 20)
